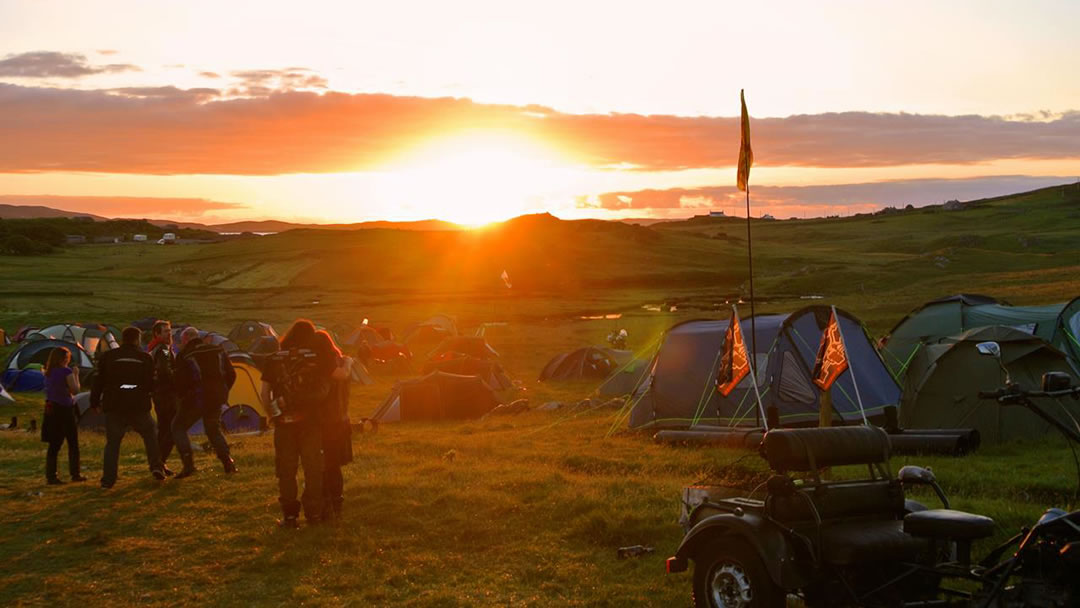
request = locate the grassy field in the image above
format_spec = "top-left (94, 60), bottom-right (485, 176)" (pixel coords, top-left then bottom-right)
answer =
top-left (1, 184), bottom-right (1079, 606)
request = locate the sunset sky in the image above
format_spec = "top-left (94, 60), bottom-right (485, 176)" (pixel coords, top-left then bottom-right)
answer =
top-left (1, 0), bottom-right (1078, 225)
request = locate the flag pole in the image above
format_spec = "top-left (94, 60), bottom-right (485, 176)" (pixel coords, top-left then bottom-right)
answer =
top-left (832, 305), bottom-right (869, 425)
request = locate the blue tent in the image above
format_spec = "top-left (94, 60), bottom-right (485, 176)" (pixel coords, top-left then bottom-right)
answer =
top-left (628, 306), bottom-right (900, 429)
top-left (1, 369), bottom-right (46, 392)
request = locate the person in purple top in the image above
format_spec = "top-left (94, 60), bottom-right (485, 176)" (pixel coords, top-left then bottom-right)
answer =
top-left (41, 346), bottom-right (85, 484)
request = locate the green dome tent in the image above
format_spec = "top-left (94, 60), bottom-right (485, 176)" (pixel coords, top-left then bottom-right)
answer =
top-left (883, 295), bottom-right (1080, 379)
top-left (899, 325), bottom-right (1080, 444)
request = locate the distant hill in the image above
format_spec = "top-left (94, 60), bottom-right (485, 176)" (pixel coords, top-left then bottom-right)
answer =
top-left (174, 218), bottom-right (464, 233)
top-left (0, 203), bottom-right (107, 221)
top-left (0, 202), bottom-right (463, 233)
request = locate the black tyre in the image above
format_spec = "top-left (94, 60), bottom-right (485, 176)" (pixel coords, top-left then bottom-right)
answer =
top-left (692, 538), bottom-right (784, 608)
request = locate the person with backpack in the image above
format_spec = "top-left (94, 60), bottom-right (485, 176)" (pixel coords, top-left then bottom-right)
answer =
top-left (260, 319), bottom-right (337, 528)
top-left (147, 320), bottom-right (178, 476)
top-left (314, 330), bottom-right (354, 519)
top-left (41, 346), bottom-right (84, 484)
top-left (91, 326), bottom-right (164, 488)
top-left (172, 327), bottom-right (237, 478)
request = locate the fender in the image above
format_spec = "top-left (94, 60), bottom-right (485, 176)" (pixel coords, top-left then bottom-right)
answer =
top-left (667, 511), bottom-right (811, 590)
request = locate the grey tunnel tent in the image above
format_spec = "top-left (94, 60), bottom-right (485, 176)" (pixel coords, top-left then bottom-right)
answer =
top-left (899, 325), bottom-right (1080, 444)
top-left (883, 294), bottom-right (1080, 378)
top-left (627, 306), bottom-right (901, 430)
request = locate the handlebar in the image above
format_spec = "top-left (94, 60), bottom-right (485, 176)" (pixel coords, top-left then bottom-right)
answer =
top-left (978, 385), bottom-right (1080, 401)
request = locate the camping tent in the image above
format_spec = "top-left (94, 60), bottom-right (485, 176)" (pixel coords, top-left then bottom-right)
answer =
top-left (172, 328), bottom-right (241, 353)
top-left (3, 339), bottom-right (94, 392)
top-left (423, 355), bottom-right (513, 390)
top-left (371, 371), bottom-right (501, 422)
top-left (0, 328), bottom-right (9, 346)
top-left (13, 326), bottom-right (38, 342)
top-left (539, 347), bottom-right (633, 382)
top-left (899, 325), bottom-right (1080, 443)
top-left (344, 325), bottom-right (412, 367)
top-left (883, 294), bottom-right (1080, 377)
top-left (0, 384), bottom-right (14, 404)
top-left (404, 315), bottom-right (458, 351)
top-left (229, 360), bottom-right (269, 421)
top-left (428, 336), bottom-right (499, 362)
top-left (227, 320), bottom-right (278, 351)
top-left (627, 306), bottom-right (901, 430)
top-left (597, 355), bottom-right (652, 397)
top-left (24, 323), bottom-right (120, 357)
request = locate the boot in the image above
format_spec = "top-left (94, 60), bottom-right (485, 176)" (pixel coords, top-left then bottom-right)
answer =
top-left (160, 464), bottom-right (175, 477)
top-left (175, 452), bottom-right (197, 479)
top-left (221, 457), bottom-right (237, 474)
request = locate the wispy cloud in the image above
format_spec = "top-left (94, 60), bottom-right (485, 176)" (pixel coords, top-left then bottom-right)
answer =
top-left (0, 82), bottom-right (1078, 175)
top-left (578, 175), bottom-right (1077, 218)
top-left (0, 51), bottom-right (140, 78)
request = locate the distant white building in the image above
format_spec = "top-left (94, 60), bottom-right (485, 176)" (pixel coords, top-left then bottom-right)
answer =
top-left (708, 210), bottom-right (726, 217)
top-left (133, 234), bottom-right (147, 242)
top-left (761, 213), bottom-right (776, 220)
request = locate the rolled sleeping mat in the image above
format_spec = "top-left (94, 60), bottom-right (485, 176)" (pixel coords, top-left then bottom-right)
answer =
top-left (887, 429), bottom-right (980, 456)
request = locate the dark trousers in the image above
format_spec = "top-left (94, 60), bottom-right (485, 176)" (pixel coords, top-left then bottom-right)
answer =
top-left (102, 410), bottom-right (162, 485)
top-left (323, 465), bottom-right (343, 514)
top-left (172, 403), bottom-right (230, 461)
top-left (153, 393), bottom-right (178, 465)
top-left (274, 419), bottom-right (324, 520)
top-left (45, 407), bottom-right (80, 480)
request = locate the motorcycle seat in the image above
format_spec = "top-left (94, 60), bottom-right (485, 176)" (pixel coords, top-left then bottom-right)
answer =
top-left (820, 519), bottom-right (929, 566)
top-left (903, 509), bottom-right (995, 541)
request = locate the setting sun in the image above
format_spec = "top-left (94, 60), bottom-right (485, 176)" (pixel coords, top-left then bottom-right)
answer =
top-left (376, 132), bottom-right (575, 226)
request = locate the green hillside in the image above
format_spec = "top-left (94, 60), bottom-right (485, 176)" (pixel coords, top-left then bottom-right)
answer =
top-left (2, 183), bottom-right (1079, 607)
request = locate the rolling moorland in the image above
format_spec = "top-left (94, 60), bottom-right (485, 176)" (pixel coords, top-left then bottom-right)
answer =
top-left (0, 183), bottom-right (1079, 605)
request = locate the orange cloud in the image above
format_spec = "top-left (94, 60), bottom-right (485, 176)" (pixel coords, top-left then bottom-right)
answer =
top-left (579, 175), bottom-right (1075, 217)
top-left (0, 83), bottom-right (1078, 175)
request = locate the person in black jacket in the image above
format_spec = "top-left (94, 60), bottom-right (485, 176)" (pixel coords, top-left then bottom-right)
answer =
top-left (260, 319), bottom-right (336, 528)
top-left (172, 327), bottom-right (237, 478)
top-left (147, 321), bottom-right (178, 476)
top-left (91, 326), bottom-right (164, 489)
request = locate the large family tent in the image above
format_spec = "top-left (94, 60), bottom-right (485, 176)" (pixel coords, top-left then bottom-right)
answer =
top-left (627, 307), bottom-right (901, 430)
top-left (422, 355), bottom-right (514, 390)
top-left (24, 323), bottom-right (120, 357)
top-left (883, 294), bottom-right (1080, 378)
top-left (371, 371), bottom-right (501, 423)
top-left (899, 326), bottom-right (1080, 443)
top-left (539, 347), bottom-right (633, 382)
top-left (3, 339), bottom-right (94, 392)
top-left (227, 320), bottom-right (278, 351)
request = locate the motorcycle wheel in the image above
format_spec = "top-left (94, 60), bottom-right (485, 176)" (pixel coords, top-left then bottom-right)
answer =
top-left (692, 538), bottom-right (784, 608)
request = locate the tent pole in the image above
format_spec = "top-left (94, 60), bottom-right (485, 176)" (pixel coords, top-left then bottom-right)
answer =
top-left (833, 305), bottom-right (869, 425)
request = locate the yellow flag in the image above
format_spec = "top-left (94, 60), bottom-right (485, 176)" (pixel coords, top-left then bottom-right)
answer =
top-left (737, 89), bottom-right (753, 192)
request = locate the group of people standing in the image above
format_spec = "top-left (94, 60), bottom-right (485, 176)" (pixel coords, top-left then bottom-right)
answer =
top-left (40, 318), bottom-right (353, 527)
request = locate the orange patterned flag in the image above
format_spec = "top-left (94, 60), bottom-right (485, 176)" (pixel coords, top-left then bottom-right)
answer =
top-left (813, 309), bottom-right (849, 390)
top-left (716, 308), bottom-right (750, 396)
top-left (736, 89), bottom-right (753, 192)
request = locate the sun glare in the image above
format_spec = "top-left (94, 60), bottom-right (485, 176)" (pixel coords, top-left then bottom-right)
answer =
top-left (378, 132), bottom-right (573, 226)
